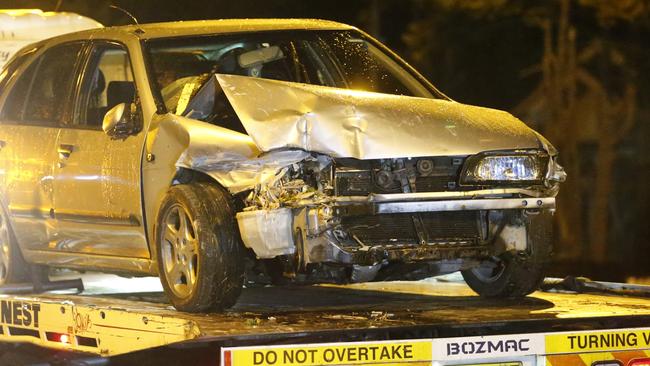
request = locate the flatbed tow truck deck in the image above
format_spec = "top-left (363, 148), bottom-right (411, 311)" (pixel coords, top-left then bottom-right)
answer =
top-left (2, 274), bottom-right (650, 365)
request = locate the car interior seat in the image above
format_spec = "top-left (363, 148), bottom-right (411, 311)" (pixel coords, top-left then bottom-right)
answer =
top-left (86, 69), bottom-right (106, 126)
top-left (106, 81), bottom-right (135, 110)
top-left (216, 48), bottom-right (248, 76)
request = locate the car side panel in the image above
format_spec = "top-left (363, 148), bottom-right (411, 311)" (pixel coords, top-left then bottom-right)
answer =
top-left (0, 124), bottom-right (59, 250)
top-left (52, 127), bottom-right (149, 258)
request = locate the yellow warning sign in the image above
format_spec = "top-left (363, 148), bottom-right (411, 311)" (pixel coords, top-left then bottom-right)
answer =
top-left (223, 340), bottom-right (432, 366)
top-left (546, 329), bottom-right (650, 354)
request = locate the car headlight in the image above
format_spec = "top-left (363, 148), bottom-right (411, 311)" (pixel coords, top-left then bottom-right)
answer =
top-left (461, 153), bottom-right (547, 184)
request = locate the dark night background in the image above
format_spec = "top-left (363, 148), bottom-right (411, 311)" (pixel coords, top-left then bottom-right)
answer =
top-left (2, 0), bottom-right (649, 282)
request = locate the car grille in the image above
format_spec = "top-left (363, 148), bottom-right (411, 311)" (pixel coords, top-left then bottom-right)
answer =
top-left (340, 211), bottom-right (480, 247)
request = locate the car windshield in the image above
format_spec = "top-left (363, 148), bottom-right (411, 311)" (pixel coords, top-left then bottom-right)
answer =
top-left (145, 30), bottom-right (438, 119)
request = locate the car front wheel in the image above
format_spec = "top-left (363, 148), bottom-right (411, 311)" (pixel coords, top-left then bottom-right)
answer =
top-left (461, 211), bottom-right (553, 298)
top-left (156, 183), bottom-right (244, 312)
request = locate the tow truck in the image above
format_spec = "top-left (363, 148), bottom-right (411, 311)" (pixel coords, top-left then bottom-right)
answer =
top-left (1, 272), bottom-right (650, 365)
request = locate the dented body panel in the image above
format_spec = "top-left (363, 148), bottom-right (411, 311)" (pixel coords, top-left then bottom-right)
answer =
top-left (217, 74), bottom-right (542, 159)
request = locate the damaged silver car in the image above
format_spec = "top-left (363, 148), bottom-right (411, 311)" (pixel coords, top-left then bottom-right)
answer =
top-left (0, 19), bottom-right (565, 312)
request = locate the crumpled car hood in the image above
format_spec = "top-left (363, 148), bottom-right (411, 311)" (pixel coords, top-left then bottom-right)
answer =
top-left (217, 74), bottom-right (543, 160)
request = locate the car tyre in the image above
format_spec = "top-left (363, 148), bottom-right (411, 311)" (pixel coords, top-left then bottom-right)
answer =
top-left (0, 205), bottom-right (29, 285)
top-left (156, 183), bottom-right (244, 312)
top-left (461, 211), bottom-right (553, 298)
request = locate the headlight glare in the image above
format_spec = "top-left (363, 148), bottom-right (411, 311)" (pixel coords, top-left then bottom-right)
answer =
top-left (465, 155), bottom-right (544, 183)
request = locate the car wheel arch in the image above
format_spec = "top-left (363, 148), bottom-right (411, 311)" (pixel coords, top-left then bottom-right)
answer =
top-left (149, 168), bottom-right (244, 266)
top-left (153, 179), bottom-right (246, 311)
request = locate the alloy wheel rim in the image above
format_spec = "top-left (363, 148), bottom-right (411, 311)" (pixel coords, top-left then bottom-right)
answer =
top-left (471, 256), bottom-right (506, 283)
top-left (0, 210), bottom-right (10, 283)
top-left (161, 204), bottom-right (199, 299)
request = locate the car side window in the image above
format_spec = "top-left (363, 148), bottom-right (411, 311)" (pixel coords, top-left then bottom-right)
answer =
top-left (1, 43), bottom-right (83, 125)
top-left (0, 47), bottom-right (38, 94)
top-left (1, 58), bottom-right (39, 122)
top-left (25, 43), bottom-right (84, 125)
top-left (75, 42), bottom-right (135, 129)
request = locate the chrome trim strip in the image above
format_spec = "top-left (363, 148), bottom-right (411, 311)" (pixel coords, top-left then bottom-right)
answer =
top-left (335, 188), bottom-right (545, 203)
top-left (8, 207), bottom-right (141, 225)
top-left (23, 249), bottom-right (156, 276)
top-left (8, 206), bottom-right (51, 219)
top-left (54, 211), bottom-right (141, 226)
top-left (376, 197), bottom-right (555, 214)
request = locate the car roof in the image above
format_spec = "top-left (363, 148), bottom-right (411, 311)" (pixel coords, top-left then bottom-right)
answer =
top-left (64, 18), bottom-right (357, 41)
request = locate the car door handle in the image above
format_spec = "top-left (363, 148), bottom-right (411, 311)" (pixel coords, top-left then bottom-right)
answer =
top-left (0, 140), bottom-right (5, 150)
top-left (57, 144), bottom-right (74, 159)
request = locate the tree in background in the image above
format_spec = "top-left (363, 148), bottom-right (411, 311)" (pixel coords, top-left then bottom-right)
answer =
top-left (403, 0), bottom-right (647, 271)
top-left (515, 0), bottom-right (639, 263)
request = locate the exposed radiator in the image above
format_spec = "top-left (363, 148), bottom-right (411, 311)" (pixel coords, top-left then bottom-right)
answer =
top-left (341, 211), bottom-right (480, 246)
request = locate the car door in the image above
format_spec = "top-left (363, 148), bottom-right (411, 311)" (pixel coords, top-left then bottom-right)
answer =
top-left (0, 42), bottom-right (84, 251)
top-left (51, 41), bottom-right (149, 258)
top-left (0, 47), bottom-right (39, 203)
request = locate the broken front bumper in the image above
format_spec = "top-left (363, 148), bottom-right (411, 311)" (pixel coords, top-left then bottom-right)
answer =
top-left (236, 192), bottom-right (556, 267)
top-left (343, 196), bottom-right (555, 214)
